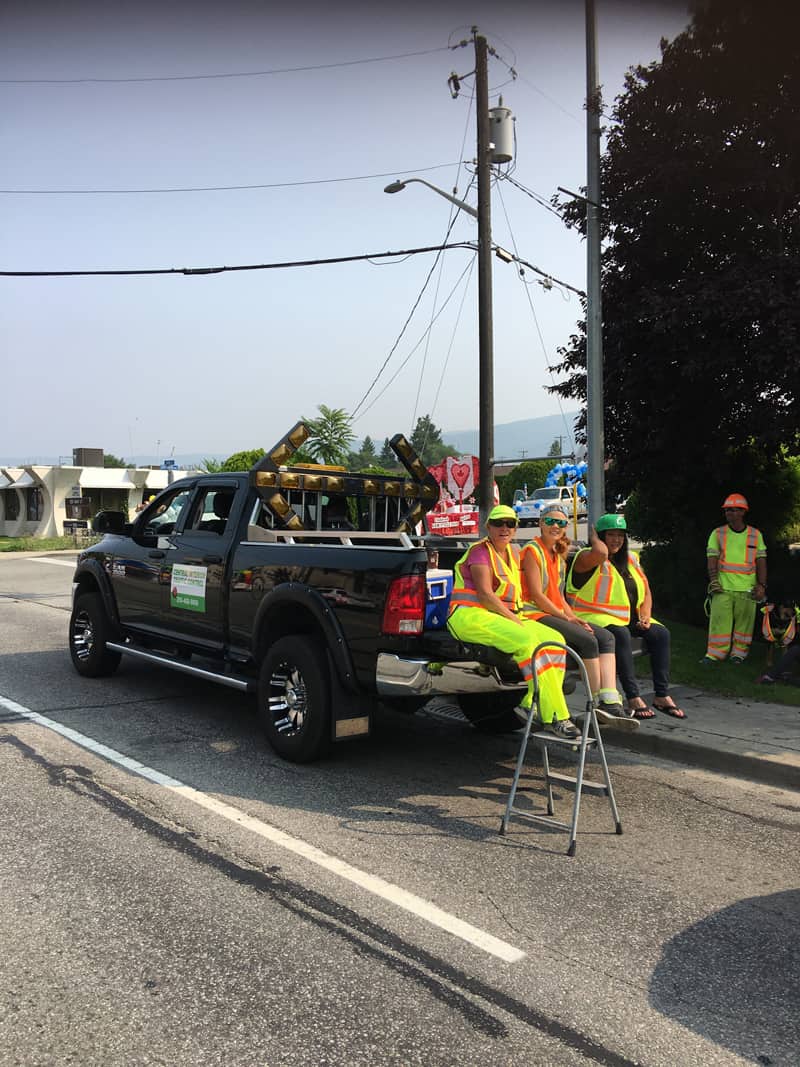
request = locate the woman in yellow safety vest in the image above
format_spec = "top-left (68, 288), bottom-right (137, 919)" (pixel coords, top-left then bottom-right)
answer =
top-left (518, 504), bottom-right (636, 732)
top-left (447, 504), bottom-right (580, 738)
top-left (567, 514), bottom-right (685, 719)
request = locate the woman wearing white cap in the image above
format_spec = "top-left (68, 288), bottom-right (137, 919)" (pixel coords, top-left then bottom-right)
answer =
top-left (447, 504), bottom-right (580, 739)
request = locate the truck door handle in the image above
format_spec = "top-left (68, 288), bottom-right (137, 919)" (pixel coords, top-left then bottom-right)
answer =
top-left (148, 551), bottom-right (165, 559)
top-left (203, 555), bottom-right (222, 564)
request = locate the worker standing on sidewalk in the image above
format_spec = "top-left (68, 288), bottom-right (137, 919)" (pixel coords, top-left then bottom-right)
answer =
top-left (702, 493), bottom-right (767, 664)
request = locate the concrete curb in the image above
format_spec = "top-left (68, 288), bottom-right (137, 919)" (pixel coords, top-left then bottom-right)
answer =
top-left (606, 728), bottom-right (800, 791)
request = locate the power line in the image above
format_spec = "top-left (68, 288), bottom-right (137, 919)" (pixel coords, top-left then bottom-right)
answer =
top-left (0, 47), bottom-right (449, 85)
top-left (496, 172), bottom-right (565, 221)
top-left (0, 242), bottom-right (477, 279)
top-left (0, 162), bottom-right (461, 196)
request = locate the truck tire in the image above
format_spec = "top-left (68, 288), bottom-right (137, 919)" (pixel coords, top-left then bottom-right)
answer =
top-left (458, 692), bottom-right (523, 734)
top-left (69, 592), bottom-right (122, 678)
top-left (258, 635), bottom-right (331, 762)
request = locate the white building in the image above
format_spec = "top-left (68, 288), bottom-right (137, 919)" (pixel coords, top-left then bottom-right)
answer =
top-left (0, 464), bottom-right (200, 539)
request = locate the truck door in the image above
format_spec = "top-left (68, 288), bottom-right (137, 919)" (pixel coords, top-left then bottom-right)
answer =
top-left (111, 483), bottom-right (195, 633)
top-left (160, 482), bottom-right (240, 651)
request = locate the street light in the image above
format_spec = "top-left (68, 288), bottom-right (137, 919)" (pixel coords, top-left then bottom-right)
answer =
top-left (383, 179), bottom-right (479, 220)
top-left (384, 173), bottom-right (495, 525)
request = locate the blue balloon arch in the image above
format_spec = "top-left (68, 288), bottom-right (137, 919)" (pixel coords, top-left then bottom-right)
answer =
top-left (545, 460), bottom-right (588, 498)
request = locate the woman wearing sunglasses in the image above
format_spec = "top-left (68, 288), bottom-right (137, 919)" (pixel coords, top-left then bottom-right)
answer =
top-left (447, 504), bottom-right (581, 739)
top-left (519, 504), bottom-right (637, 731)
top-left (567, 514), bottom-right (685, 719)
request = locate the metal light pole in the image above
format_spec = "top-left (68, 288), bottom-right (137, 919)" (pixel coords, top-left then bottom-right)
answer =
top-left (585, 0), bottom-right (605, 523)
top-left (474, 33), bottom-right (495, 527)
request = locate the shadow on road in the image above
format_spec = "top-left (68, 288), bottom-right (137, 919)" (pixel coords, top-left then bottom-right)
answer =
top-left (650, 889), bottom-right (800, 1065)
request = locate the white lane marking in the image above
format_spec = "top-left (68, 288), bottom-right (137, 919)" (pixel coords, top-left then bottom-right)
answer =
top-left (0, 693), bottom-right (525, 963)
top-left (24, 557), bottom-right (77, 568)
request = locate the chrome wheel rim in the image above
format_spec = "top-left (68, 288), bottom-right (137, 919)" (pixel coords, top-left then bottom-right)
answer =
top-left (268, 660), bottom-right (307, 737)
top-left (71, 608), bottom-right (94, 662)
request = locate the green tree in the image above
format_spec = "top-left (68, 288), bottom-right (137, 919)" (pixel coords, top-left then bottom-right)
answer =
top-left (497, 460), bottom-right (553, 505)
top-left (409, 414), bottom-right (458, 467)
top-left (348, 435), bottom-right (378, 470)
top-left (303, 405), bottom-right (355, 466)
top-left (547, 437), bottom-right (562, 458)
top-left (103, 453), bottom-right (131, 468)
top-left (549, 0), bottom-right (800, 599)
top-left (379, 437), bottom-right (401, 471)
top-left (219, 448), bottom-right (265, 472)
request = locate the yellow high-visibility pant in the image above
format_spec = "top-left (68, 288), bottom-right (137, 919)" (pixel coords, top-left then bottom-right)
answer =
top-left (706, 591), bottom-right (757, 660)
top-left (447, 606), bottom-right (569, 722)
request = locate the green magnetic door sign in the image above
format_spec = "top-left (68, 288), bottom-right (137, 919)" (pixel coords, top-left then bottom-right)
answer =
top-left (171, 564), bottom-right (207, 612)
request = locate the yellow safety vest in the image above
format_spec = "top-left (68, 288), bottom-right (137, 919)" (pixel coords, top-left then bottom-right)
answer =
top-left (566, 549), bottom-right (652, 627)
top-left (448, 538), bottom-right (521, 615)
top-left (709, 525), bottom-right (763, 592)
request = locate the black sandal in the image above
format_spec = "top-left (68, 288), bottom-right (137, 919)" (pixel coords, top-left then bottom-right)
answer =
top-left (628, 699), bottom-right (655, 719)
top-left (653, 700), bottom-right (686, 719)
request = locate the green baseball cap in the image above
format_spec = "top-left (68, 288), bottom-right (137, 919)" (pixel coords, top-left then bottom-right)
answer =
top-left (596, 513), bottom-right (627, 532)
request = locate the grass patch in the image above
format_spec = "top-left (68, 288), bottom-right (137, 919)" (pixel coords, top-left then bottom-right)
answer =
top-left (0, 535), bottom-right (91, 552)
top-left (636, 616), bottom-right (800, 707)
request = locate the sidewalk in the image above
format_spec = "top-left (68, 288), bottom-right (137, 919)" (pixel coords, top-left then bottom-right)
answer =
top-left (569, 685), bottom-right (800, 791)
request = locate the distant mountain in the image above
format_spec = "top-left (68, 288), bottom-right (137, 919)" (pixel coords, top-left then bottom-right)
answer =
top-left (443, 411), bottom-right (580, 461)
top-left (2, 415), bottom-right (581, 471)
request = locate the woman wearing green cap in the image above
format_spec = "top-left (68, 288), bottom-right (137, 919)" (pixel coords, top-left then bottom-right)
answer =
top-left (567, 515), bottom-right (685, 719)
top-left (447, 504), bottom-right (581, 738)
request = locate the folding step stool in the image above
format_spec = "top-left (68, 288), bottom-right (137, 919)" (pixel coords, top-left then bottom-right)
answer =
top-left (499, 642), bottom-right (623, 856)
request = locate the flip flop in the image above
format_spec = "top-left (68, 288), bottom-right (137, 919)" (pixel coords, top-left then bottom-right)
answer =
top-left (653, 701), bottom-right (687, 719)
top-left (631, 705), bottom-right (655, 719)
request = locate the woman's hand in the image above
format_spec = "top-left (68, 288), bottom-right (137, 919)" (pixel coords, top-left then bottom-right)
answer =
top-left (637, 616), bottom-right (651, 630)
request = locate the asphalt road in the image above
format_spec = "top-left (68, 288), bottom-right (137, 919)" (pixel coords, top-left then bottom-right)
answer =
top-left (1, 553), bottom-right (798, 1066)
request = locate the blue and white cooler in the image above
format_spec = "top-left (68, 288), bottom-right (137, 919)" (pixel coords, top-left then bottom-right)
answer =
top-left (425, 568), bottom-right (454, 630)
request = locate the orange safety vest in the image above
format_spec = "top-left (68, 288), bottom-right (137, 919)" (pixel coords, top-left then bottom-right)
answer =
top-left (448, 538), bottom-right (521, 615)
top-left (714, 525), bottom-right (760, 577)
top-left (761, 604), bottom-right (798, 646)
top-left (519, 539), bottom-right (567, 616)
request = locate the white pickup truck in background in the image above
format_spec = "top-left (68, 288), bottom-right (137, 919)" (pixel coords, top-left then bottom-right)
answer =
top-left (512, 485), bottom-right (588, 526)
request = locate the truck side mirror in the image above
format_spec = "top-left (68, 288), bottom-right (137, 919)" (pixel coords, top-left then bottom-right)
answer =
top-left (92, 510), bottom-right (128, 535)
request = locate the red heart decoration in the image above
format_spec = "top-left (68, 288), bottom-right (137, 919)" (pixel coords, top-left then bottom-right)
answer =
top-left (450, 462), bottom-right (470, 490)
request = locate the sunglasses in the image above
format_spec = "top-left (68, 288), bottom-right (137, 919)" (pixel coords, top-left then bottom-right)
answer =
top-left (489, 519), bottom-right (518, 529)
top-left (541, 516), bottom-right (568, 528)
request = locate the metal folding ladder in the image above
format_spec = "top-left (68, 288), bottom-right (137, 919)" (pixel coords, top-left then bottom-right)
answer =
top-left (499, 643), bottom-right (623, 856)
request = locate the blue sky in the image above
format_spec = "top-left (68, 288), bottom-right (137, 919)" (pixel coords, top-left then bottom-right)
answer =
top-left (1, 0), bottom-right (689, 464)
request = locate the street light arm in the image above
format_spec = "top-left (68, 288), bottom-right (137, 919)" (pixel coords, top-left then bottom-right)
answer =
top-left (384, 178), bottom-right (479, 219)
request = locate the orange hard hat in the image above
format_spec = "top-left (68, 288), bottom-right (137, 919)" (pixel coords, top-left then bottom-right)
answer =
top-left (722, 493), bottom-right (748, 510)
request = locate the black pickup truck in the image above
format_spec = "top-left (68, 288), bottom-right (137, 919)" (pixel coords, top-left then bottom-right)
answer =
top-left (68, 424), bottom-right (528, 761)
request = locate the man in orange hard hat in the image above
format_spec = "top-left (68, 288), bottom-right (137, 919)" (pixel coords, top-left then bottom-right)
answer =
top-left (701, 493), bottom-right (767, 664)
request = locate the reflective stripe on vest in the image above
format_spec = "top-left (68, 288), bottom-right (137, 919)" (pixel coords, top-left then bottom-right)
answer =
top-left (519, 538), bottom-right (564, 600)
top-left (567, 554), bottom-right (630, 623)
top-left (716, 525), bottom-right (759, 575)
top-left (761, 605), bottom-right (797, 646)
top-left (448, 539), bottom-right (521, 615)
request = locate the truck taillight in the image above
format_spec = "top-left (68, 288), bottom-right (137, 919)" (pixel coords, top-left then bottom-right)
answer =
top-left (382, 574), bottom-right (426, 635)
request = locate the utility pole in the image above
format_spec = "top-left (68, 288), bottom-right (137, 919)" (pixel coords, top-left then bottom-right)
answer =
top-left (585, 0), bottom-right (605, 523)
top-left (475, 31), bottom-right (495, 526)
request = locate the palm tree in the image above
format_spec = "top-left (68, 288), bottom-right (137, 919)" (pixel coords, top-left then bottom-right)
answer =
top-left (303, 405), bottom-right (355, 466)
